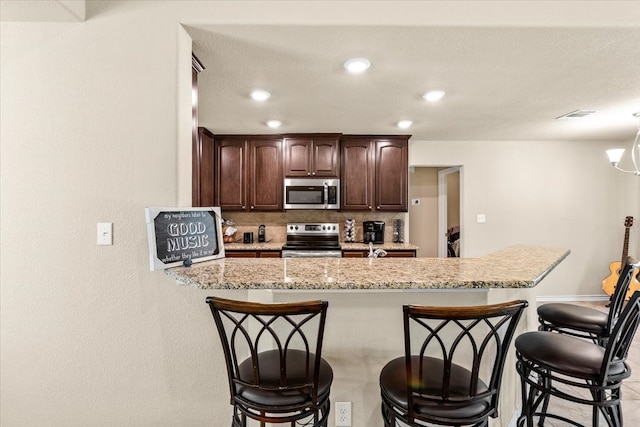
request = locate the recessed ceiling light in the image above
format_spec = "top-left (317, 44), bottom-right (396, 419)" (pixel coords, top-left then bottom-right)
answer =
top-left (250, 89), bottom-right (271, 101)
top-left (397, 120), bottom-right (413, 129)
top-left (423, 90), bottom-right (446, 102)
top-left (266, 120), bottom-right (282, 128)
top-left (344, 58), bottom-right (371, 74)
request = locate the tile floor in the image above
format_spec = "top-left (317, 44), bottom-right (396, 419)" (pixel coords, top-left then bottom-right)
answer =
top-left (530, 301), bottom-right (640, 426)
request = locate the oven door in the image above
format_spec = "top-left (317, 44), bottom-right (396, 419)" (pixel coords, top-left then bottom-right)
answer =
top-left (281, 250), bottom-right (342, 258)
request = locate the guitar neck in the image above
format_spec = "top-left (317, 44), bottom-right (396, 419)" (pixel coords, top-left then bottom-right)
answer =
top-left (621, 228), bottom-right (630, 265)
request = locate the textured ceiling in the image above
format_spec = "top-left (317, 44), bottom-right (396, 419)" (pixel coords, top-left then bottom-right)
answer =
top-left (0, 0), bottom-right (85, 22)
top-left (189, 24), bottom-right (640, 142)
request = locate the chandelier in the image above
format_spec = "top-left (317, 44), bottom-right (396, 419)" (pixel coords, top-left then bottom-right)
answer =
top-left (606, 112), bottom-right (640, 176)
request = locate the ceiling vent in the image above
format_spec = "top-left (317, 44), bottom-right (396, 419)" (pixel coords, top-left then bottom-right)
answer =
top-left (556, 110), bottom-right (598, 119)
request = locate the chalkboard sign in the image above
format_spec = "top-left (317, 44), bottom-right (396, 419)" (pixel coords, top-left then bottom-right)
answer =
top-left (145, 207), bottom-right (225, 271)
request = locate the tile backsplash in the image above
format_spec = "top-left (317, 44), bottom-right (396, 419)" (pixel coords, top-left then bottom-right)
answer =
top-left (222, 211), bottom-right (406, 244)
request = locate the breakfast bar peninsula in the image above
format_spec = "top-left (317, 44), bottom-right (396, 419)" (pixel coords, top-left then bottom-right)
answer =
top-left (167, 245), bottom-right (569, 426)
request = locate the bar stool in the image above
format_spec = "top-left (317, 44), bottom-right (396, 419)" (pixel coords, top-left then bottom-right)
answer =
top-left (206, 297), bottom-right (333, 427)
top-left (516, 290), bottom-right (640, 427)
top-left (537, 257), bottom-right (638, 345)
top-left (379, 300), bottom-right (528, 427)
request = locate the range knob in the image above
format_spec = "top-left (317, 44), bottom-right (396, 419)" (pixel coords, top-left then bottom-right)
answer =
top-left (322, 225), bottom-right (326, 230)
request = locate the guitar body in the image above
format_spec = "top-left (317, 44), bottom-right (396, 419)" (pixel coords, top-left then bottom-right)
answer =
top-left (603, 261), bottom-right (640, 300)
top-left (602, 216), bottom-right (637, 300)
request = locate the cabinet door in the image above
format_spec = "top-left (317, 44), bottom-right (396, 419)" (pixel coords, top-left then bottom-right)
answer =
top-left (342, 250), bottom-right (366, 258)
top-left (384, 250), bottom-right (416, 257)
top-left (375, 138), bottom-right (408, 212)
top-left (215, 138), bottom-right (246, 210)
top-left (283, 138), bottom-right (312, 177)
top-left (194, 128), bottom-right (215, 207)
top-left (341, 138), bottom-right (374, 210)
top-left (258, 251), bottom-right (281, 258)
top-left (312, 138), bottom-right (339, 177)
top-left (248, 138), bottom-right (283, 211)
top-left (283, 136), bottom-right (339, 177)
top-left (225, 251), bottom-right (258, 258)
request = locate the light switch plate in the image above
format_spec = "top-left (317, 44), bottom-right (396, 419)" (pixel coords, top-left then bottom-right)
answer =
top-left (97, 222), bottom-right (113, 245)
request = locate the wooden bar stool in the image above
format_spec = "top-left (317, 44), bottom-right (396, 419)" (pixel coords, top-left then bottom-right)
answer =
top-left (516, 290), bottom-right (640, 427)
top-left (379, 300), bottom-right (528, 427)
top-left (537, 257), bottom-right (638, 345)
top-left (206, 297), bottom-right (332, 427)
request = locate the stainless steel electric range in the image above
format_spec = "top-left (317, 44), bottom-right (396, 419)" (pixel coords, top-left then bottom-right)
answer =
top-left (281, 223), bottom-right (342, 258)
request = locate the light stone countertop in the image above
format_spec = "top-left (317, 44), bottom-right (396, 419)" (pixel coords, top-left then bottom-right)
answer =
top-left (223, 241), bottom-right (419, 251)
top-left (165, 245), bottom-right (569, 290)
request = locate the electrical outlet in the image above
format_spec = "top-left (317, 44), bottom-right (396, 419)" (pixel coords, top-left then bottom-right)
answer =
top-left (335, 401), bottom-right (351, 426)
top-left (411, 198), bottom-right (421, 206)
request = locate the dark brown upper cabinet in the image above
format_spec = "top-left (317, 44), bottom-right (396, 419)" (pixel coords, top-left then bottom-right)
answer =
top-left (214, 135), bottom-right (283, 212)
top-left (193, 127), bottom-right (215, 207)
top-left (341, 135), bottom-right (409, 212)
top-left (283, 134), bottom-right (341, 178)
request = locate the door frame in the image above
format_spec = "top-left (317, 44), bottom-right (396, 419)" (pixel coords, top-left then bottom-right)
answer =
top-left (438, 166), bottom-right (462, 257)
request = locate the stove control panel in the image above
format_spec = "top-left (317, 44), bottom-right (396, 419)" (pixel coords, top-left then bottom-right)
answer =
top-left (287, 223), bottom-right (339, 235)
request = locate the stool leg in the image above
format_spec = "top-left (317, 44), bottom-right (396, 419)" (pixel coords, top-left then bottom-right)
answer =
top-left (537, 375), bottom-right (552, 427)
top-left (517, 360), bottom-right (536, 427)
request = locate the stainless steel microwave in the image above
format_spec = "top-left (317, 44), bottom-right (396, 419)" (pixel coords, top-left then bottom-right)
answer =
top-left (283, 178), bottom-right (340, 210)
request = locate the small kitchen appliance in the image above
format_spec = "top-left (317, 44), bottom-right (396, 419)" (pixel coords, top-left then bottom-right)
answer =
top-left (363, 221), bottom-right (385, 244)
top-left (258, 224), bottom-right (266, 243)
top-left (281, 223), bottom-right (342, 258)
top-left (243, 232), bottom-right (253, 244)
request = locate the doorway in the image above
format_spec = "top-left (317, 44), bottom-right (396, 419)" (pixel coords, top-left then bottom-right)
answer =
top-left (438, 167), bottom-right (461, 257)
top-left (408, 166), bottom-right (462, 258)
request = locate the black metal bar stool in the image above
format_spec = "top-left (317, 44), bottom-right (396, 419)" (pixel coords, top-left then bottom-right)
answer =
top-left (537, 257), bottom-right (637, 345)
top-left (516, 290), bottom-right (640, 427)
top-left (206, 297), bottom-right (333, 427)
top-left (379, 300), bottom-right (528, 427)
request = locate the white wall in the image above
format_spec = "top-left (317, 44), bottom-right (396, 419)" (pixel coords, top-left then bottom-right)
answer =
top-left (2, 1), bottom-right (639, 426)
top-left (410, 139), bottom-right (640, 297)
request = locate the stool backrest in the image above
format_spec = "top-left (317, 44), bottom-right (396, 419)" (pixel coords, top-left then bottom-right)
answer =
top-left (403, 299), bottom-right (528, 422)
top-left (206, 297), bottom-right (328, 405)
top-left (602, 280), bottom-right (640, 383)
top-left (605, 257), bottom-right (638, 335)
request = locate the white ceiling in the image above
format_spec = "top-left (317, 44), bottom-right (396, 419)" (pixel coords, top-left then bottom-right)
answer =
top-left (0, 0), bottom-right (85, 22)
top-left (3, 1), bottom-right (639, 142)
top-left (188, 24), bottom-right (640, 142)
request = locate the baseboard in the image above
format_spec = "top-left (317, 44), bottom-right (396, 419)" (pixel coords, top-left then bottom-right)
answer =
top-left (536, 294), bottom-right (610, 303)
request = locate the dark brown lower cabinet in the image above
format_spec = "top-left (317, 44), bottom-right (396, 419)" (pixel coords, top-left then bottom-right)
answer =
top-left (225, 250), bottom-right (282, 258)
top-left (342, 250), bottom-right (416, 258)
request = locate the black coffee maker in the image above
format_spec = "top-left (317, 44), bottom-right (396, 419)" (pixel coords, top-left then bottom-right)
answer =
top-left (363, 221), bottom-right (385, 244)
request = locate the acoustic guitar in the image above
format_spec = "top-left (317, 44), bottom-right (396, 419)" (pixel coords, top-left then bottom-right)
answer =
top-left (602, 216), bottom-right (640, 300)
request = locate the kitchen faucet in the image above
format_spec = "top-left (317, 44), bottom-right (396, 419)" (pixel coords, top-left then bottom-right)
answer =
top-left (368, 242), bottom-right (387, 258)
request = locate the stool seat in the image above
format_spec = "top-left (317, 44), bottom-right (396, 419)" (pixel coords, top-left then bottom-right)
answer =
top-left (236, 349), bottom-right (333, 407)
top-left (380, 356), bottom-right (490, 420)
top-left (516, 331), bottom-right (627, 380)
top-left (537, 303), bottom-right (607, 333)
